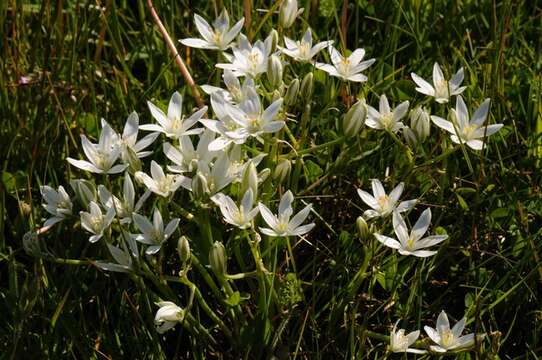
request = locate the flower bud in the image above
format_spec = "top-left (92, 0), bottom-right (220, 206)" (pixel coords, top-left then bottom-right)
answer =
top-left (272, 90), bottom-right (282, 103)
top-left (258, 168), bottom-right (271, 183)
top-left (279, 0), bottom-right (301, 28)
top-left (409, 106), bottom-right (430, 142)
top-left (177, 236), bottom-right (191, 263)
top-left (356, 216), bottom-right (369, 240)
top-left (69, 179), bottom-right (96, 208)
top-left (155, 301), bottom-right (184, 333)
top-left (273, 158), bottom-right (291, 183)
top-left (241, 162), bottom-right (259, 200)
top-left (192, 172), bottom-right (209, 198)
top-left (268, 29), bottom-right (279, 53)
top-left (300, 72), bottom-right (314, 103)
top-left (209, 241), bottom-right (227, 276)
top-left (284, 78), bottom-right (300, 106)
top-left (267, 55), bottom-right (283, 89)
top-left (403, 127), bottom-right (418, 148)
top-left (343, 99), bottom-right (367, 137)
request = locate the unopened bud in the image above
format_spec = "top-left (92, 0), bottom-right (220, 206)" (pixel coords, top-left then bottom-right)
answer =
top-left (209, 242), bottom-right (227, 276)
top-left (273, 158), bottom-right (291, 183)
top-left (192, 173), bottom-right (208, 198)
top-left (279, 0), bottom-right (302, 28)
top-left (122, 146), bottom-right (142, 172)
top-left (356, 216), bottom-right (369, 240)
top-left (70, 179), bottom-right (96, 208)
top-left (410, 106), bottom-right (430, 142)
top-left (300, 72), bottom-right (314, 102)
top-left (267, 55), bottom-right (283, 89)
top-left (403, 127), bottom-right (418, 147)
top-left (268, 29), bottom-right (279, 53)
top-left (343, 99), bottom-right (367, 137)
top-left (241, 162), bottom-right (259, 200)
top-left (285, 78), bottom-right (300, 106)
top-left (177, 236), bottom-right (191, 263)
top-left (258, 168), bottom-right (271, 183)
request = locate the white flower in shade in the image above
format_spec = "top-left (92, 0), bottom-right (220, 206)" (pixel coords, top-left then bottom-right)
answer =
top-left (182, 152), bottom-right (235, 195)
top-left (40, 185), bottom-right (72, 227)
top-left (98, 173), bottom-right (149, 224)
top-left (227, 145), bottom-right (266, 182)
top-left (366, 94), bottom-right (409, 133)
top-left (258, 190), bottom-right (315, 237)
top-left (424, 311), bottom-right (475, 353)
top-left (96, 236), bottom-right (138, 273)
top-left (216, 34), bottom-right (273, 78)
top-left (357, 179), bottom-right (416, 219)
top-left (211, 189), bottom-right (259, 229)
top-left (135, 160), bottom-right (186, 198)
top-left (180, 9), bottom-right (244, 51)
top-left (315, 45), bottom-right (375, 82)
top-left (374, 209), bottom-right (448, 257)
top-left (163, 130), bottom-right (217, 174)
top-left (132, 208), bottom-right (180, 255)
top-left (390, 321), bottom-right (426, 354)
top-left (80, 201), bottom-right (115, 243)
top-left (140, 92), bottom-right (206, 140)
top-left (154, 301), bottom-right (184, 333)
top-left (279, 28), bottom-right (333, 63)
top-left (431, 96), bottom-right (503, 150)
top-left (114, 112), bottom-right (159, 164)
top-left (411, 62), bottom-right (466, 104)
top-left (67, 123), bottom-right (127, 174)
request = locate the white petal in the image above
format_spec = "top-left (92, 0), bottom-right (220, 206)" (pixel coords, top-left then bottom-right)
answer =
top-left (371, 179), bottom-right (386, 199)
top-left (431, 116), bottom-right (456, 134)
top-left (180, 38), bottom-right (215, 49)
top-left (392, 211), bottom-right (409, 244)
top-left (167, 92), bottom-right (183, 122)
top-left (436, 310), bottom-right (450, 332)
top-left (258, 203), bottom-right (279, 229)
top-left (374, 234), bottom-right (401, 249)
top-left (357, 189), bottom-right (378, 210)
top-left (194, 14), bottom-right (214, 43)
top-left (288, 204), bottom-right (312, 230)
top-left (410, 208), bottom-right (431, 242)
top-left (411, 73), bottom-right (435, 96)
top-left (67, 158), bottom-right (102, 173)
top-left (470, 98), bottom-right (491, 126)
top-left (432, 62), bottom-right (444, 83)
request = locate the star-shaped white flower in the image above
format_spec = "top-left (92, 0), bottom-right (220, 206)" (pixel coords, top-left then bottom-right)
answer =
top-left (98, 173), bottom-right (149, 224)
top-left (366, 94), bottom-right (409, 133)
top-left (154, 301), bottom-right (184, 333)
top-left (140, 92), bottom-right (206, 140)
top-left (315, 45), bottom-right (375, 82)
top-left (132, 208), bottom-right (180, 255)
top-left (216, 34), bottom-right (273, 78)
top-left (431, 96), bottom-right (503, 150)
top-left (113, 112), bottom-right (159, 165)
top-left (180, 9), bottom-right (244, 51)
top-left (67, 123), bottom-right (127, 174)
top-left (424, 311), bottom-right (475, 353)
top-left (163, 130), bottom-right (217, 174)
top-left (279, 28), bottom-right (333, 63)
top-left (211, 189), bottom-right (259, 229)
top-left (390, 321), bottom-right (426, 354)
top-left (357, 179), bottom-right (416, 219)
top-left (135, 160), bottom-right (186, 198)
top-left (411, 62), bottom-right (466, 104)
top-left (374, 209), bottom-right (448, 257)
top-left (80, 201), bottom-right (115, 243)
top-left (40, 185), bottom-right (72, 227)
top-left (258, 191), bottom-right (315, 237)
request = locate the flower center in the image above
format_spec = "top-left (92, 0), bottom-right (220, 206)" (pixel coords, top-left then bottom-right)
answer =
top-left (434, 79), bottom-right (450, 101)
top-left (462, 123), bottom-right (478, 139)
top-left (299, 42), bottom-right (310, 59)
top-left (157, 176), bottom-right (173, 194)
top-left (440, 329), bottom-right (455, 348)
top-left (381, 113), bottom-right (394, 130)
top-left (91, 216), bottom-right (104, 233)
top-left (338, 58), bottom-right (351, 75)
top-left (392, 330), bottom-right (409, 351)
top-left (377, 195), bottom-right (391, 212)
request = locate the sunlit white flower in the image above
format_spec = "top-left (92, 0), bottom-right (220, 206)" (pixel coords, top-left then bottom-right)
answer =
top-left (67, 123), bottom-right (126, 174)
top-left (216, 34), bottom-right (273, 78)
top-left (180, 9), bottom-right (244, 51)
top-left (110, 112), bottom-right (159, 165)
top-left (279, 28), bottom-right (333, 63)
top-left (163, 130), bottom-right (217, 173)
top-left (411, 62), bottom-right (466, 104)
top-left (212, 189), bottom-right (259, 229)
top-left (182, 152), bottom-right (235, 195)
top-left (140, 92), bottom-right (206, 140)
top-left (366, 94), bottom-right (409, 133)
top-left (431, 96), bottom-right (503, 150)
top-left (390, 321), bottom-right (426, 354)
top-left (258, 190), bottom-right (315, 237)
top-left (374, 209), bottom-right (448, 257)
top-left (357, 179), bottom-right (416, 219)
top-left (424, 311), bottom-right (475, 353)
top-left (80, 201), bottom-right (115, 243)
top-left (315, 45), bottom-right (375, 82)
top-left (154, 301), bottom-right (184, 333)
top-left (135, 160), bottom-right (186, 198)
top-left (40, 185), bottom-right (72, 227)
top-left (133, 208), bottom-right (180, 255)
top-left (201, 70), bottom-right (256, 104)
top-left (98, 173), bottom-right (149, 224)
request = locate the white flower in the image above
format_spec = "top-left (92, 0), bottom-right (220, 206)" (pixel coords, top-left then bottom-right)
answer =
top-left (135, 160), bottom-right (187, 198)
top-left (258, 190), bottom-right (315, 237)
top-left (374, 209), bottom-right (448, 257)
top-left (315, 45), bottom-right (375, 82)
top-left (431, 96), bottom-right (503, 150)
top-left (411, 62), bottom-right (466, 104)
top-left (357, 179), bottom-right (416, 219)
top-left (163, 130), bottom-right (217, 173)
top-left (80, 201), bottom-right (115, 243)
top-left (140, 92), bottom-right (206, 140)
top-left (67, 123), bottom-right (127, 174)
top-left (424, 311), bottom-right (475, 353)
top-left (40, 185), bottom-right (72, 227)
top-left (154, 301), bottom-right (184, 333)
top-left (180, 9), bottom-right (244, 51)
top-left (279, 28), bottom-right (332, 63)
top-left (366, 94), bottom-right (409, 133)
top-left (216, 34), bottom-right (273, 78)
top-left (114, 112), bottom-right (159, 165)
top-left (211, 189), bottom-right (259, 229)
top-left (96, 237), bottom-right (138, 273)
top-left (182, 152), bottom-right (235, 195)
top-left (98, 173), bottom-right (149, 224)
top-left (132, 208), bottom-right (180, 255)
top-left (390, 321), bottom-right (426, 354)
